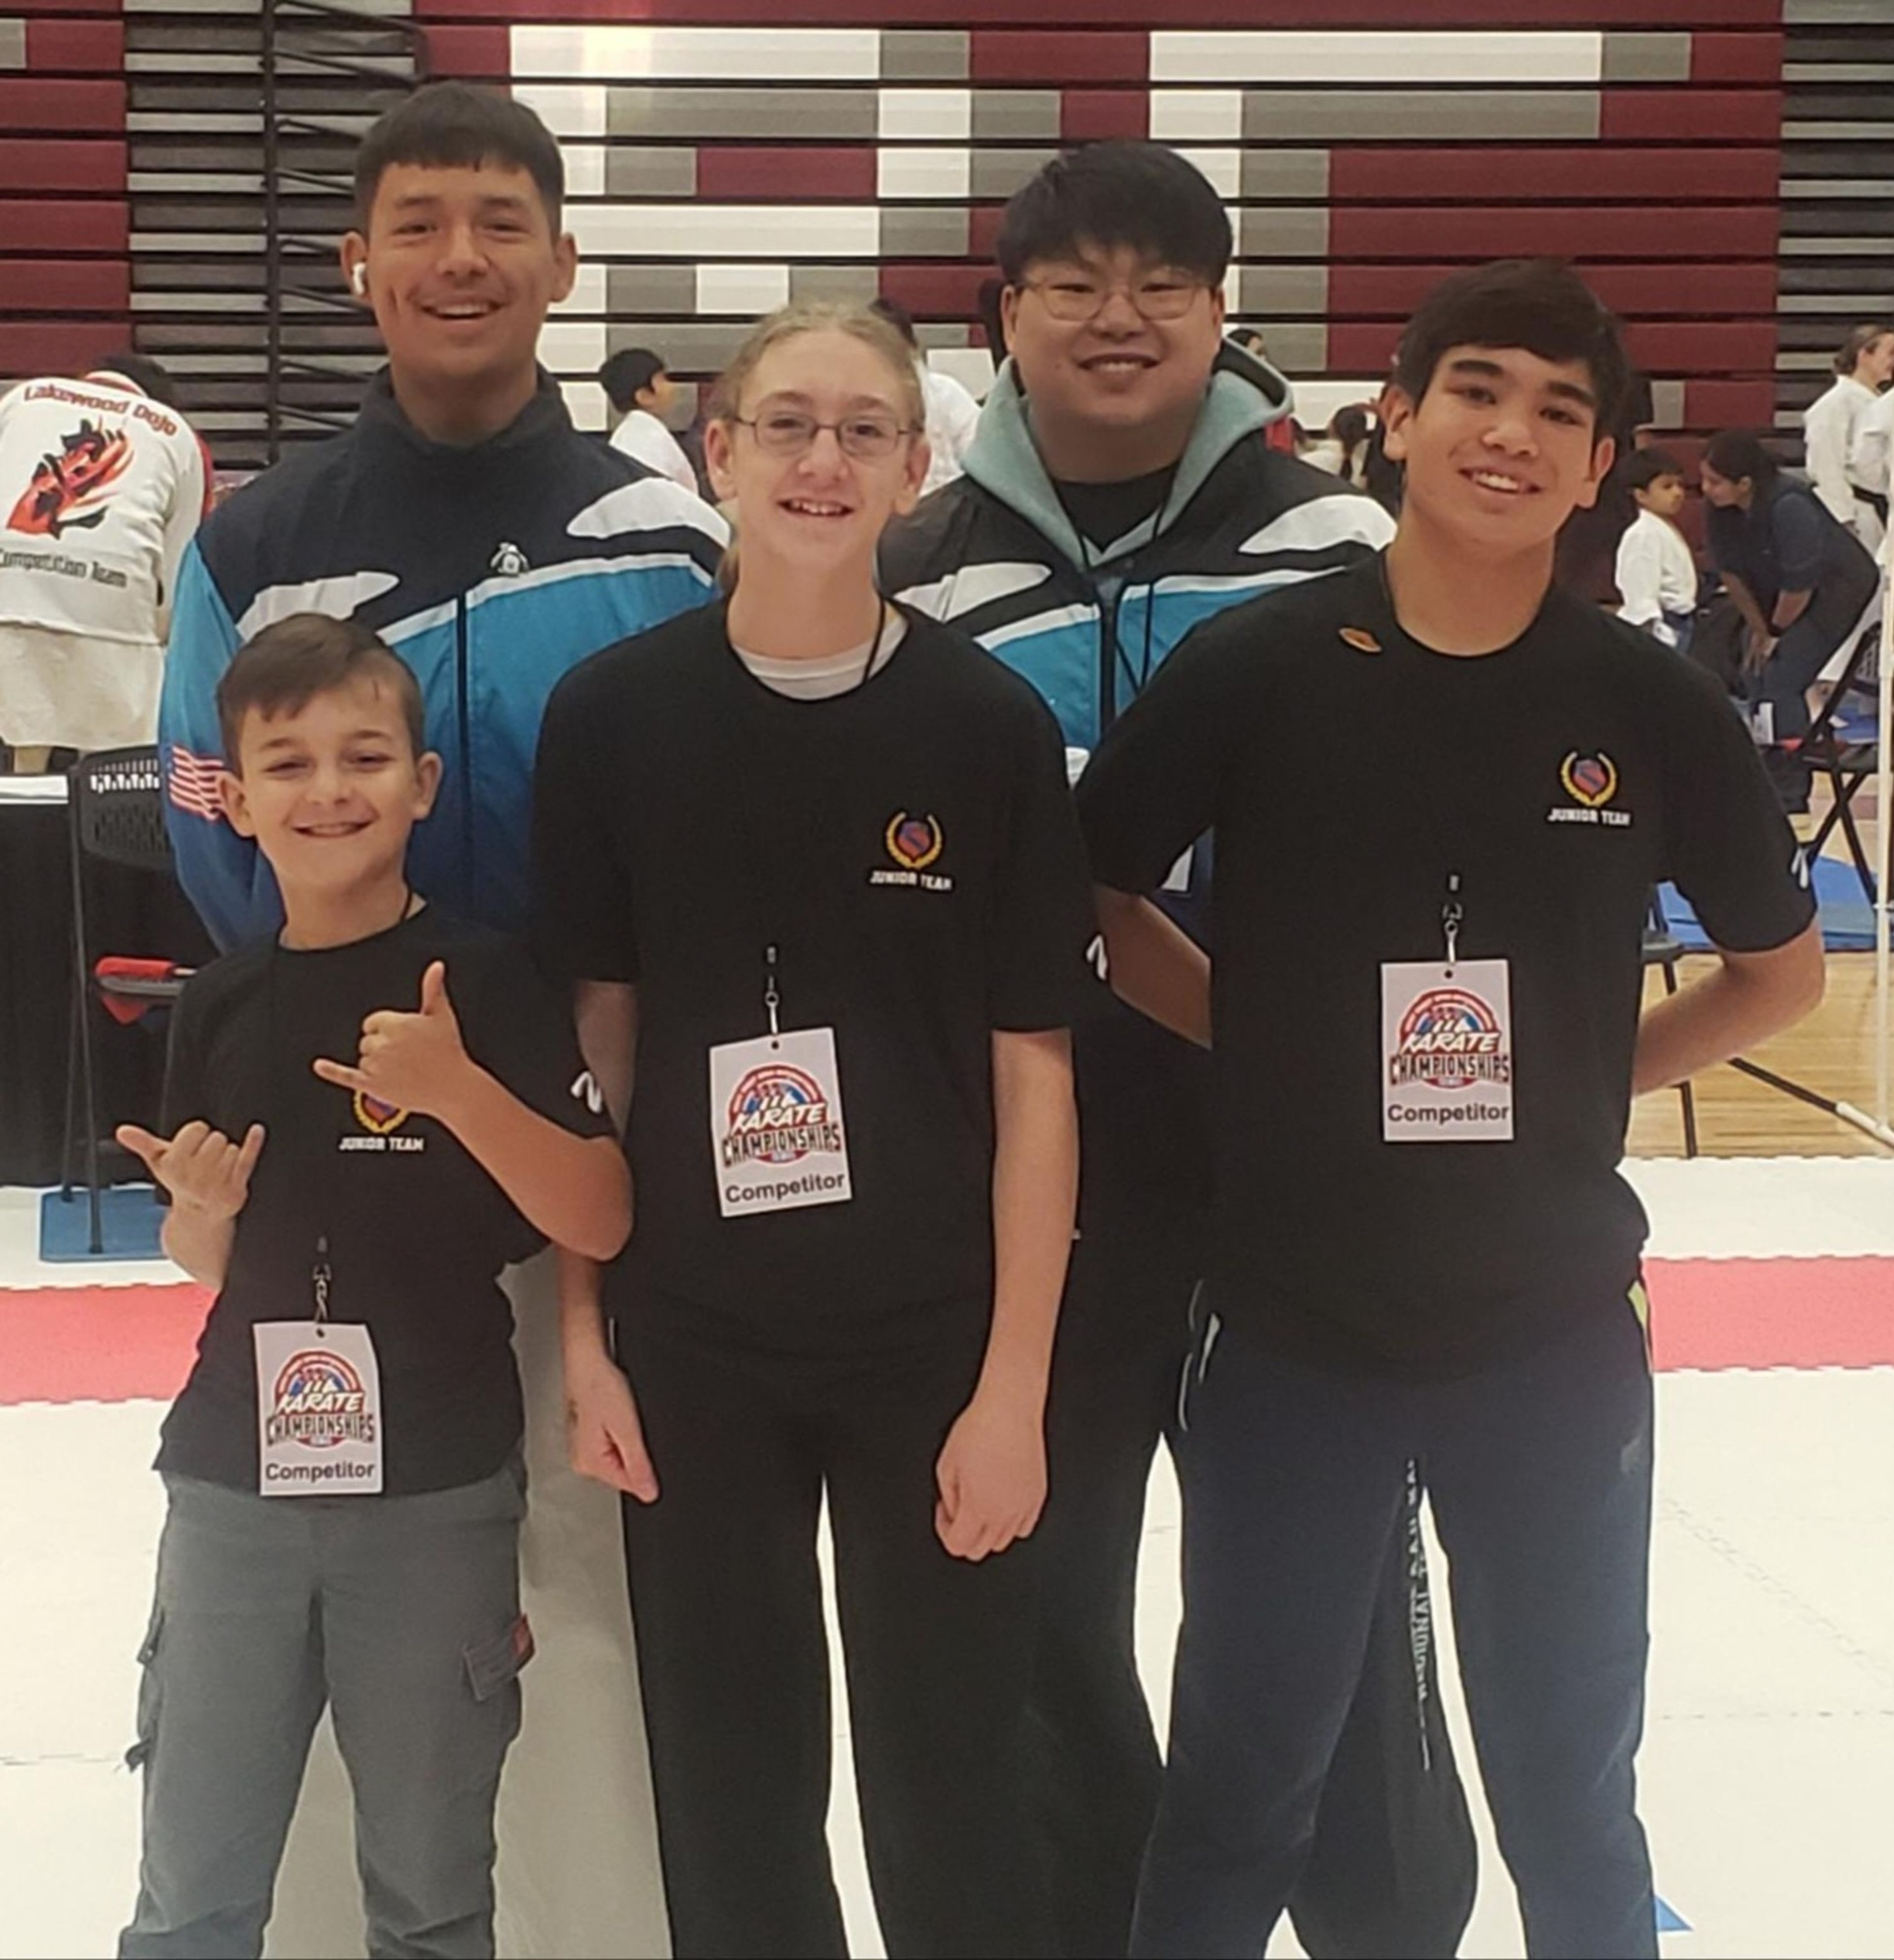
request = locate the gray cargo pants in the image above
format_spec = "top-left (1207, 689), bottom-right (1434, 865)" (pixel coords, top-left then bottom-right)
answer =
top-left (119, 1458), bottom-right (529, 1960)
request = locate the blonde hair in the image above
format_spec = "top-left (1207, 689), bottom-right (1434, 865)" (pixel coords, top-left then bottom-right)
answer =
top-left (707, 301), bottom-right (928, 592)
top-left (708, 300), bottom-right (925, 430)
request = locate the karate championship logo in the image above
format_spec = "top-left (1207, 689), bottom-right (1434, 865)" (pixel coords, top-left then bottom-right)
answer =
top-left (7, 418), bottom-right (134, 538)
top-left (1389, 987), bottom-right (1512, 1092)
top-left (721, 1061), bottom-right (845, 1168)
top-left (265, 1348), bottom-right (375, 1449)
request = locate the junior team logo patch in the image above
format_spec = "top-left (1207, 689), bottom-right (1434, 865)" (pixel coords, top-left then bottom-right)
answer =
top-left (1390, 987), bottom-right (1513, 1093)
top-left (721, 1062), bottom-right (845, 1169)
top-left (265, 1348), bottom-right (375, 1449)
top-left (1550, 750), bottom-right (1633, 828)
top-left (1560, 751), bottom-right (1618, 809)
top-left (353, 1090), bottom-right (407, 1136)
top-left (885, 812), bottom-right (944, 870)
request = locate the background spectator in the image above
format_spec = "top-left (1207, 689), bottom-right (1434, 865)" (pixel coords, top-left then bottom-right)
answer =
top-left (870, 297), bottom-right (983, 495)
top-left (1804, 322), bottom-right (1894, 556)
top-left (598, 346), bottom-right (701, 495)
top-left (1303, 404), bottom-right (1372, 484)
top-left (1614, 448), bottom-right (1701, 652)
top-left (0, 352), bottom-right (206, 769)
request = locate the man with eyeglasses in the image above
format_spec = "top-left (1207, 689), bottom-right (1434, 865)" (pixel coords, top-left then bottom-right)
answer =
top-left (883, 141), bottom-right (1476, 1960)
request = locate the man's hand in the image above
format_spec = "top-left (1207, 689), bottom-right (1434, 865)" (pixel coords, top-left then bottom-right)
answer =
top-left (566, 1346), bottom-right (660, 1502)
top-left (313, 961), bottom-right (476, 1119)
top-left (1742, 624), bottom-right (1777, 677)
top-left (116, 1119), bottom-right (265, 1221)
top-left (934, 1386), bottom-right (1046, 1562)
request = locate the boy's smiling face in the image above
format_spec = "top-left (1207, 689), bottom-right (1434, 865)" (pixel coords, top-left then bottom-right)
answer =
top-left (1381, 343), bottom-right (1615, 555)
top-left (220, 677), bottom-right (440, 900)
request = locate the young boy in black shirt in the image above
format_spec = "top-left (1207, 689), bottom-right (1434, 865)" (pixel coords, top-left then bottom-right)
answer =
top-left (114, 613), bottom-right (626, 1960)
top-left (1078, 260), bottom-right (1825, 1960)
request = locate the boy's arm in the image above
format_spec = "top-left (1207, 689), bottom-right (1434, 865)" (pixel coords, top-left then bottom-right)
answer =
top-left (934, 1027), bottom-right (1077, 1563)
top-left (1634, 924), bottom-right (1825, 1094)
top-left (312, 961), bottom-right (631, 1261)
top-left (1614, 524), bottom-right (1669, 637)
top-left (558, 980), bottom-right (659, 1499)
top-left (1093, 887), bottom-right (1213, 1047)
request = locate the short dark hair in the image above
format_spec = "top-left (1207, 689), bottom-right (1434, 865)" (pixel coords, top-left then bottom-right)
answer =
top-left (1329, 405), bottom-right (1370, 449)
top-left (354, 81), bottom-right (564, 231)
top-left (598, 348), bottom-right (668, 414)
top-left (1392, 259), bottom-right (1632, 435)
top-left (868, 296), bottom-right (919, 349)
top-left (975, 278), bottom-right (1009, 360)
top-left (218, 613), bottom-right (426, 767)
top-left (1834, 323), bottom-right (1894, 376)
top-left (995, 142), bottom-right (1232, 289)
top-left (1624, 447), bottom-right (1684, 493)
top-left (88, 351), bottom-right (178, 408)
top-left (1702, 429), bottom-right (1780, 494)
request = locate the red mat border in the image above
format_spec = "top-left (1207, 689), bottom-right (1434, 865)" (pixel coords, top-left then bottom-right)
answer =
top-left (0, 1257), bottom-right (1890, 1407)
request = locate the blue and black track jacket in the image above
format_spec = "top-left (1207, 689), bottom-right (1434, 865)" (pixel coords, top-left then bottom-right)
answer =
top-left (881, 346), bottom-right (1393, 1245)
top-left (161, 370), bottom-right (725, 947)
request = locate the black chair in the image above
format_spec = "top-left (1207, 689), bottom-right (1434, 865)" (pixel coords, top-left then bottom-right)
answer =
top-left (1643, 890), bottom-right (1698, 1159)
top-left (1795, 625), bottom-right (1880, 905)
top-left (60, 746), bottom-right (192, 1254)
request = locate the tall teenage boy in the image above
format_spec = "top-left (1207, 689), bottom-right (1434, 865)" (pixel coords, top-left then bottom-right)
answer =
top-left (116, 615), bottom-right (626, 1959)
top-left (882, 140), bottom-right (1474, 1960)
top-left (1078, 259), bottom-right (1825, 1959)
top-left (160, 82), bottom-right (723, 947)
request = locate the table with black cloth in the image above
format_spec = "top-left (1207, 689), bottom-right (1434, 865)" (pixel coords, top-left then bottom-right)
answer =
top-left (0, 776), bottom-right (216, 1188)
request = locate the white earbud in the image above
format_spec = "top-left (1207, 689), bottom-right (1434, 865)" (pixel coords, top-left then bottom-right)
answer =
top-left (350, 263), bottom-right (368, 298)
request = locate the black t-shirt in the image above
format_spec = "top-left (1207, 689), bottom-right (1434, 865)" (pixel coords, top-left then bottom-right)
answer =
top-left (157, 909), bottom-right (613, 1493)
top-left (1078, 555), bottom-right (1815, 1376)
top-left (1055, 466), bottom-right (1178, 554)
top-left (531, 601), bottom-right (1093, 1342)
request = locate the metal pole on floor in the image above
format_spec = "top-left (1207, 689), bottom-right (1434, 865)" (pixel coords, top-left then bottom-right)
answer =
top-left (1875, 545), bottom-right (1890, 1132)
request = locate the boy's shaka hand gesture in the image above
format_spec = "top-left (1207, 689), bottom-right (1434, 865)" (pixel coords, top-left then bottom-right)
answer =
top-left (116, 1120), bottom-right (266, 1222)
top-left (313, 961), bottom-right (475, 1121)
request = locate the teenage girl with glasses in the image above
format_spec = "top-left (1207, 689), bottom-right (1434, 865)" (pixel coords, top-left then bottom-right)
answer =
top-left (532, 303), bottom-right (1093, 1958)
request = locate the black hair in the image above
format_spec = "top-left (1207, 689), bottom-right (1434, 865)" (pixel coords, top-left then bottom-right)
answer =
top-left (1392, 259), bottom-right (1632, 435)
top-left (995, 141), bottom-right (1232, 289)
top-left (354, 81), bottom-right (564, 231)
top-left (1701, 430), bottom-right (1779, 494)
top-left (597, 348), bottom-right (668, 414)
top-left (1623, 447), bottom-right (1685, 494)
top-left (88, 351), bottom-right (178, 408)
top-left (975, 278), bottom-right (1009, 360)
top-left (1834, 323), bottom-right (1894, 377)
top-left (868, 296), bottom-right (920, 349)
top-left (218, 613), bottom-right (425, 767)
top-left (1329, 404), bottom-right (1370, 449)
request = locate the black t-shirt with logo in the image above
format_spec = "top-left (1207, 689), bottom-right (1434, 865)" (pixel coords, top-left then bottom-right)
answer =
top-left (531, 600), bottom-right (1093, 1343)
top-left (1078, 554), bottom-right (1815, 1376)
top-left (156, 909), bottom-right (614, 1493)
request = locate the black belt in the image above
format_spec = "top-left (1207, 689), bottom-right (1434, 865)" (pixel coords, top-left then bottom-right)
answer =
top-left (1851, 485), bottom-right (1889, 523)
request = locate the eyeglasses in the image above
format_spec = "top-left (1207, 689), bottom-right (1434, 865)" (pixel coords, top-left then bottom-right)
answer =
top-left (732, 411), bottom-right (919, 462)
top-left (1019, 273), bottom-right (1207, 324)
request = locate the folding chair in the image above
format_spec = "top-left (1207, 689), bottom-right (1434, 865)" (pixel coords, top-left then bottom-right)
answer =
top-left (1643, 890), bottom-right (1698, 1159)
top-left (59, 746), bottom-right (193, 1255)
top-left (1794, 626), bottom-right (1879, 905)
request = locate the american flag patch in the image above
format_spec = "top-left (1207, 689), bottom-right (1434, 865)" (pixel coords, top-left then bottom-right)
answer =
top-left (167, 743), bottom-right (227, 822)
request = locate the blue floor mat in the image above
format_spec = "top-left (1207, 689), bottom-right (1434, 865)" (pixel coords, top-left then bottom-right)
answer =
top-left (1660, 855), bottom-right (1875, 953)
top-left (39, 1185), bottom-right (166, 1262)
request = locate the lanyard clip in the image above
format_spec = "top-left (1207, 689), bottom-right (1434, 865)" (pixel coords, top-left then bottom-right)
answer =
top-left (764, 943), bottom-right (782, 1045)
top-left (312, 1233), bottom-right (332, 1330)
top-left (1442, 874), bottom-right (1463, 974)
